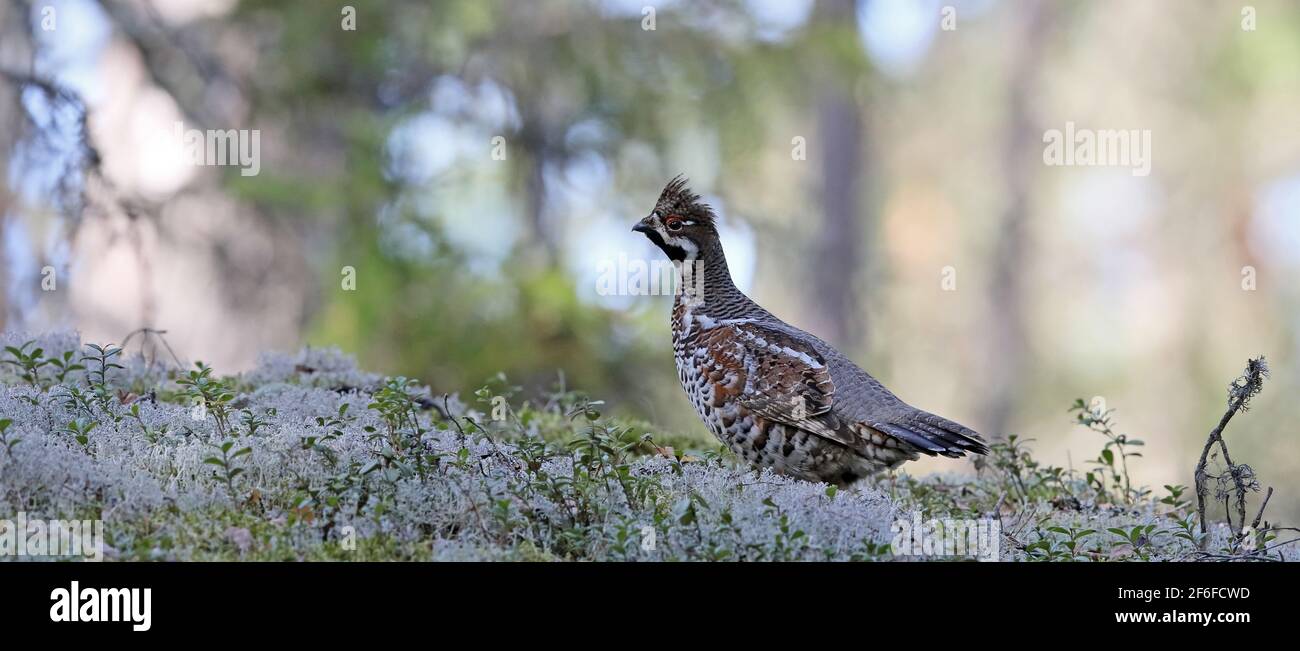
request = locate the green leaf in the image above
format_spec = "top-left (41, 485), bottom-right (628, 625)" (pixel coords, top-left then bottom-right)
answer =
top-left (678, 507), bottom-right (696, 526)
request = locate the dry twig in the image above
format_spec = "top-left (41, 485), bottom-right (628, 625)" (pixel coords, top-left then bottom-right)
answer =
top-left (1194, 357), bottom-right (1267, 549)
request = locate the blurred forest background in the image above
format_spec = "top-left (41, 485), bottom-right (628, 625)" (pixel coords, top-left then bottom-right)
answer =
top-left (1, 0), bottom-right (1298, 521)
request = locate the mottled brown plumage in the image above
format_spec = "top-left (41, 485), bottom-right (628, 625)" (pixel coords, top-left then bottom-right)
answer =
top-left (634, 176), bottom-right (988, 486)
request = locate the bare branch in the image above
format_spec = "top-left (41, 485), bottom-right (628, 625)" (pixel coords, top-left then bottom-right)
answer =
top-left (1194, 356), bottom-right (1268, 548)
top-left (1250, 486), bottom-right (1274, 532)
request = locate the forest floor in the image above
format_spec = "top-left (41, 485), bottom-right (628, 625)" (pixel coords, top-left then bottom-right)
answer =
top-left (0, 331), bottom-right (1290, 562)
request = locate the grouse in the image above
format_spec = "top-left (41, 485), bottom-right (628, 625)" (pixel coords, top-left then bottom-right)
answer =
top-left (634, 176), bottom-right (989, 486)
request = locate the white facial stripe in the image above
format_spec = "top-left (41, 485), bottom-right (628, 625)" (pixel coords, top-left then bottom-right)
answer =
top-left (671, 237), bottom-right (699, 259)
top-left (650, 221), bottom-right (699, 259)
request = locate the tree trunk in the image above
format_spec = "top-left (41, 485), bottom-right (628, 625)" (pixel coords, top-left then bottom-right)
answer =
top-left (984, 0), bottom-right (1053, 438)
top-left (809, 0), bottom-right (867, 349)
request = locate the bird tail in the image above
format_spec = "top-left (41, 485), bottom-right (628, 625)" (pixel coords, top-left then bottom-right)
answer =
top-left (873, 411), bottom-right (989, 458)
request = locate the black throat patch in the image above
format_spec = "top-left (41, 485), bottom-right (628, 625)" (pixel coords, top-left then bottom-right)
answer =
top-left (643, 229), bottom-right (689, 262)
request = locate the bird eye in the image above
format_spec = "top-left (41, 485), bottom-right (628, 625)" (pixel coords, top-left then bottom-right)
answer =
top-left (665, 217), bottom-right (684, 231)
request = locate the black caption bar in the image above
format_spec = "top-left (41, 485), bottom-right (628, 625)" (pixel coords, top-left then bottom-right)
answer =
top-left (1, 561), bottom-right (1293, 639)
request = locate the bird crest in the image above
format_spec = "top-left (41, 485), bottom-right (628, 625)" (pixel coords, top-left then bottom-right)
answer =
top-left (655, 175), bottom-right (715, 227)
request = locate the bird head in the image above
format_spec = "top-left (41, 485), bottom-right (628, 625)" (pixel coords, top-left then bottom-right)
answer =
top-left (633, 175), bottom-right (717, 261)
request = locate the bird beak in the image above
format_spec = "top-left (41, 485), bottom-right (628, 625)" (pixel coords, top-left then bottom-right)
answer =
top-left (632, 216), bottom-right (654, 234)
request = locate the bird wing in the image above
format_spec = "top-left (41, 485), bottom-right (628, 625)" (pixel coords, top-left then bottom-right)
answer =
top-left (706, 321), bottom-right (988, 459)
top-left (701, 321), bottom-right (854, 447)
